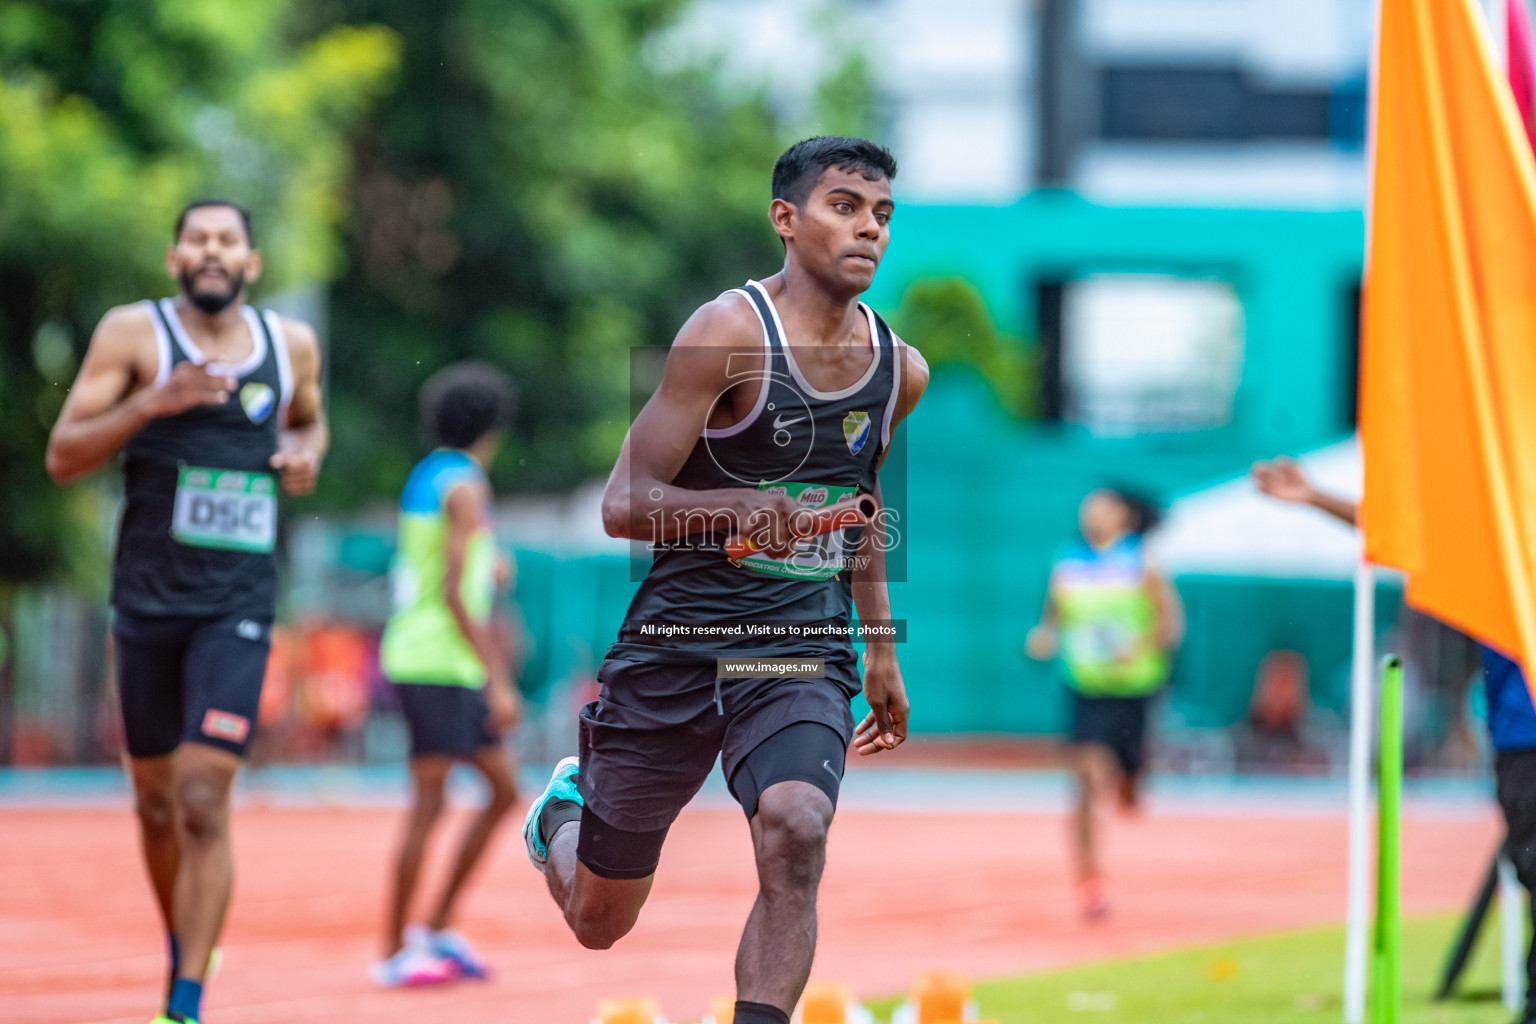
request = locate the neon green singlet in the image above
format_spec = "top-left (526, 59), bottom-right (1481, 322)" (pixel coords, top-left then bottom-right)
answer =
top-left (379, 449), bottom-right (497, 687)
top-left (1050, 536), bottom-right (1168, 697)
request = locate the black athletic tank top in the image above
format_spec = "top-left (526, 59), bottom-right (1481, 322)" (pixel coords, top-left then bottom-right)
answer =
top-left (112, 299), bottom-right (293, 617)
top-left (613, 279), bottom-right (904, 662)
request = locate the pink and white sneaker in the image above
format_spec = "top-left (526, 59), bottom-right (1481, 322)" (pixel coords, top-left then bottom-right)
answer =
top-left (369, 946), bottom-right (456, 988)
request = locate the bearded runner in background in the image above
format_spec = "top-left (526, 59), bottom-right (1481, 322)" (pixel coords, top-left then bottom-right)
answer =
top-left (46, 199), bottom-right (327, 1024)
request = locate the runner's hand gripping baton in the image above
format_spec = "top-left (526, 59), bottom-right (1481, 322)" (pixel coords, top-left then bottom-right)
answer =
top-left (724, 492), bottom-right (878, 560)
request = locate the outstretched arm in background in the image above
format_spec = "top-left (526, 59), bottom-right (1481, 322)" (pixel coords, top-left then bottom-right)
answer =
top-left (1250, 456), bottom-right (1359, 527)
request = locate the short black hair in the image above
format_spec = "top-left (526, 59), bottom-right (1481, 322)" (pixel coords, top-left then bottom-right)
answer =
top-left (771, 136), bottom-right (898, 208)
top-left (421, 361), bottom-right (516, 449)
top-left (1103, 485), bottom-right (1163, 535)
top-left (174, 199), bottom-right (254, 245)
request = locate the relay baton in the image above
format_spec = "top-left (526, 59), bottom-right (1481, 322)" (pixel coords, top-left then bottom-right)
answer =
top-left (724, 492), bottom-right (878, 560)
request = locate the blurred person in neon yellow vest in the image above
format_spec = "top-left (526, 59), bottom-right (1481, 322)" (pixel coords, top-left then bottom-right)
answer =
top-left (1028, 487), bottom-right (1184, 919)
top-left (374, 362), bottom-right (521, 988)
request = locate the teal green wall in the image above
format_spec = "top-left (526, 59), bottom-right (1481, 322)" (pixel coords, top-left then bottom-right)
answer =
top-left (865, 194), bottom-right (1367, 452)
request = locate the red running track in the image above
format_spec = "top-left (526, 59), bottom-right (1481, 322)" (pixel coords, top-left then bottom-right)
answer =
top-left (0, 796), bottom-right (1500, 1023)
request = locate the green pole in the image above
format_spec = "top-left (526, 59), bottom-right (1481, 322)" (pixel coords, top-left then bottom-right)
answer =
top-left (1372, 656), bottom-right (1404, 1024)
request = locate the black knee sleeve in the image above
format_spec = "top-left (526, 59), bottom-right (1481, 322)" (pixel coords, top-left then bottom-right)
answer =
top-left (728, 721), bottom-right (847, 821)
top-left (576, 802), bottom-right (670, 880)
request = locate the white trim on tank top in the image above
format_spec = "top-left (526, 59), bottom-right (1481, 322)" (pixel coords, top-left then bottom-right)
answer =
top-left (700, 288), bottom-right (774, 439)
top-left (158, 298), bottom-right (266, 378)
top-left (262, 309), bottom-right (295, 426)
top-left (141, 299), bottom-right (173, 388)
top-left (747, 279), bottom-right (880, 401)
top-left (881, 335), bottom-right (905, 450)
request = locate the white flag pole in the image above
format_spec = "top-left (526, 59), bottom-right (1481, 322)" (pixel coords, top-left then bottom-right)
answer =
top-left (1344, 556), bottom-right (1376, 1024)
top-left (1486, 0), bottom-right (1510, 73)
top-left (1499, 853), bottom-right (1526, 1011)
top-left (1350, 0), bottom-right (1386, 1012)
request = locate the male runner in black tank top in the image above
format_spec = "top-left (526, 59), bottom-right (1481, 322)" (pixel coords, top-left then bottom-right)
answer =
top-left (521, 137), bottom-right (928, 1024)
top-left (45, 200), bottom-right (327, 1024)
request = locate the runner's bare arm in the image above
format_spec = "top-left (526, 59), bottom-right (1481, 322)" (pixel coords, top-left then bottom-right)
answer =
top-left (1025, 590), bottom-right (1060, 660)
top-left (1250, 457), bottom-right (1358, 526)
top-left (853, 343), bottom-right (928, 756)
top-left (46, 305), bottom-right (234, 484)
top-left (269, 319), bottom-right (327, 496)
top-left (601, 294), bottom-right (801, 549)
top-left (851, 482), bottom-right (907, 756)
top-left (443, 482), bottom-right (518, 727)
top-left (874, 343), bottom-right (929, 472)
top-left (1146, 565), bottom-right (1185, 651)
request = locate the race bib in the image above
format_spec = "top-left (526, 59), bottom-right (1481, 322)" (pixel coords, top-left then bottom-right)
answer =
top-left (736, 480), bottom-right (858, 581)
top-left (171, 466), bottom-right (277, 553)
top-left (1063, 622), bottom-right (1139, 665)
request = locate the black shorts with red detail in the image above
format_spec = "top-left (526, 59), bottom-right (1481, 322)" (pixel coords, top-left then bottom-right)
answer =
top-left (113, 610), bottom-right (271, 759)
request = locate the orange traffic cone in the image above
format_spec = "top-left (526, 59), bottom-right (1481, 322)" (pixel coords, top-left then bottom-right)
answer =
top-left (797, 980), bottom-right (875, 1024)
top-left (890, 972), bottom-right (978, 1024)
top-left (593, 996), bottom-right (667, 1024)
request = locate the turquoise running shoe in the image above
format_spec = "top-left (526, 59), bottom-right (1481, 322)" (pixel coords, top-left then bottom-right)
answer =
top-left (521, 756), bottom-right (582, 868)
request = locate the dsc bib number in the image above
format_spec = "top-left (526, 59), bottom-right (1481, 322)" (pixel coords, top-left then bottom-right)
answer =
top-left (171, 466), bottom-right (277, 553)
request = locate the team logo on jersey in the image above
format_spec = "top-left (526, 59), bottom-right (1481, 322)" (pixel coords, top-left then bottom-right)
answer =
top-left (240, 382), bottom-right (275, 424)
top-left (842, 411), bottom-right (871, 455)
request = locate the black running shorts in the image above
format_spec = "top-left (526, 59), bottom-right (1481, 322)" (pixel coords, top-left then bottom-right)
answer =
top-left (394, 681), bottom-right (501, 758)
top-left (113, 609), bottom-right (272, 759)
top-left (576, 653), bottom-right (860, 834)
top-left (575, 720), bottom-right (848, 882)
top-left (1068, 689), bottom-right (1155, 777)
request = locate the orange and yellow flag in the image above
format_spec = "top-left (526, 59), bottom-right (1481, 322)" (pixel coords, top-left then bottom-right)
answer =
top-left (1361, 0), bottom-right (1536, 670)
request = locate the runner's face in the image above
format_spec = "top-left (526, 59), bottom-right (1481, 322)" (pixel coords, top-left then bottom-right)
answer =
top-left (1080, 491), bottom-right (1130, 547)
top-left (789, 166), bottom-right (893, 292)
top-left (168, 206), bottom-right (259, 313)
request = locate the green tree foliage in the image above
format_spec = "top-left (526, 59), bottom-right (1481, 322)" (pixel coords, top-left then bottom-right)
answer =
top-left (1, 0), bottom-right (885, 579)
top-left (0, 0), bottom-right (398, 582)
top-left (892, 277), bottom-right (1037, 416)
top-left (313, 0), bottom-right (870, 499)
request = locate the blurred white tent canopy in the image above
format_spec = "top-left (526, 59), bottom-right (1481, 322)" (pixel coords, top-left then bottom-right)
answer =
top-left (1149, 437), bottom-right (1366, 580)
